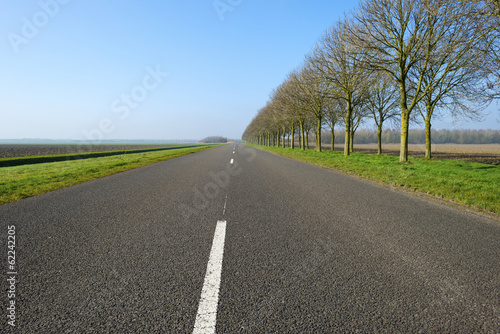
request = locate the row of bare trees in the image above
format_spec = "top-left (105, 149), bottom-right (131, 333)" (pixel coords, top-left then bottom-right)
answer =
top-left (242, 0), bottom-right (499, 161)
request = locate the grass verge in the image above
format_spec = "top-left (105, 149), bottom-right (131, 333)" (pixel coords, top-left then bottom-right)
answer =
top-left (0, 145), bottom-right (219, 205)
top-left (248, 144), bottom-right (500, 216)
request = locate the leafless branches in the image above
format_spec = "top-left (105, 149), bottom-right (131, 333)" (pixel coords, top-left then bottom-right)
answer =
top-left (243, 0), bottom-right (498, 160)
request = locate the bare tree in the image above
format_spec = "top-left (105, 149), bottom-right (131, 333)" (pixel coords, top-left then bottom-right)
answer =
top-left (476, 0), bottom-right (500, 92)
top-left (324, 98), bottom-right (344, 151)
top-left (310, 18), bottom-right (370, 157)
top-left (365, 74), bottom-right (399, 154)
top-left (352, 0), bottom-right (437, 162)
top-left (275, 81), bottom-right (298, 149)
top-left (350, 104), bottom-right (369, 152)
top-left (410, 0), bottom-right (493, 159)
top-left (259, 104), bottom-right (277, 146)
top-left (243, 106), bottom-right (275, 146)
top-left (282, 70), bottom-right (312, 150)
top-left (471, 0), bottom-right (500, 119)
top-left (303, 117), bottom-right (315, 149)
top-left (299, 61), bottom-right (331, 152)
top-left (269, 88), bottom-right (290, 148)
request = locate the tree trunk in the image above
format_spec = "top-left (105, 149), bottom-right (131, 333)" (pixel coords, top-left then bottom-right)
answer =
top-left (331, 127), bottom-right (335, 151)
top-left (306, 131), bottom-right (309, 149)
top-left (282, 129), bottom-right (286, 148)
top-left (377, 123), bottom-right (383, 155)
top-left (399, 82), bottom-right (410, 162)
top-left (350, 129), bottom-right (354, 153)
top-left (316, 117), bottom-right (322, 152)
top-left (299, 121), bottom-right (305, 150)
top-left (425, 105), bottom-right (432, 159)
top-left (400, 112), bottom-right (410, 162)
top-left (344, 101), bottom-right (352, 157)
top-left (291, 126), bottom-right (295, 149)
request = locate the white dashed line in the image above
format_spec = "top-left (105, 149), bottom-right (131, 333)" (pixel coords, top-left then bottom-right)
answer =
top-left (193, 220), bottom-right (227, 334)
top-left (222, 194), bottom-right (228, 215)
top-left (230, 159), bottom-right (234, 164)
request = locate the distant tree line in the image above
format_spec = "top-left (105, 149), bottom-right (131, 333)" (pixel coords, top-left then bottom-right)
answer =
top-left (200, 136), bottom-right (228, 143)
top-left (242, 0), bottom-right (499, 160)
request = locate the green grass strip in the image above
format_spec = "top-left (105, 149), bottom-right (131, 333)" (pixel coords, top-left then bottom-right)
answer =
top-left (0, 145), bottom-right (205, 167)
top-left (0, 145), bottom-right (219, 205)
top-left (248, 144), bottom-right (500, 215)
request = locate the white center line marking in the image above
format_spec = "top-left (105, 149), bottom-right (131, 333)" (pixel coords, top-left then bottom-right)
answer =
top-left (193, 221), bottom-right (227, 334)
top-left (222, 194), bottom-right (228, 215)
top-left (230, 158), bottom-right (234, 164)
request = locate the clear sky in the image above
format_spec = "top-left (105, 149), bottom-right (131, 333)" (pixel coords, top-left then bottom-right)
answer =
top-left (0, 0), bottom-right (498, 141)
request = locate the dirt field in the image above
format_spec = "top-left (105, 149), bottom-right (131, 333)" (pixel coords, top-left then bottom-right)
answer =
top-left (322, 143), bottom-right (500, 164)
top-left (0, 144), bottom-right (183, 159)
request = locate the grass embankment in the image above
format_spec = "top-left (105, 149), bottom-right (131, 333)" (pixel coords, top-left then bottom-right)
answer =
top-left (0, 145), bottom-right (218, 205)
top-left (249, 144), bottom-right (500, 215)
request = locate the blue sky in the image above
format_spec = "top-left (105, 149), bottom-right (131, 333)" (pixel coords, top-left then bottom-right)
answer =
top-left (0, 0), bottom-right (498, 141)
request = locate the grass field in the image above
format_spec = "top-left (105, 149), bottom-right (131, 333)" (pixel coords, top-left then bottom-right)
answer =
top-left (0, 145), bottom-right (218, 205)
top-left (0, 145), bottom-right (204, 167)
top-left (249, 144), bottom-right (500, 216)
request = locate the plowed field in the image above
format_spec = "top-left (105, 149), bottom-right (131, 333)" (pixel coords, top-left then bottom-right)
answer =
top-left (310, 143), bottom-right (500, 164)
top-left (351, 144), bottom-right (500, 164)
top-left (0, 144), bottom-right (184, 159)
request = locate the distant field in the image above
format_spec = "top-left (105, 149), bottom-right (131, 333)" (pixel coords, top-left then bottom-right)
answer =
top-left (319, 143), bottom-right (500, 165)
top-left (0, 144), bottom-right (208, 168)
top-left (0, 144), bottom-right (193, 158)
top-left (0, 145), bottom-right (218, 205)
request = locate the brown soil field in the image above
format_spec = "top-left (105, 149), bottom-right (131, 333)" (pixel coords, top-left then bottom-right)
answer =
top-left (0, 144), bottom-right (184, 159)
top-left (325, 143), bottom-right (500, 164)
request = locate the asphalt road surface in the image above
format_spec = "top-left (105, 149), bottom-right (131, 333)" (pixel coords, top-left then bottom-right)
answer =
top-left (1, 144), bottom-right (498, 333)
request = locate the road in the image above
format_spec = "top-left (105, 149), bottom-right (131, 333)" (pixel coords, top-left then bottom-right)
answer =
top-left (1, 144), bottom-right (499, 332)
